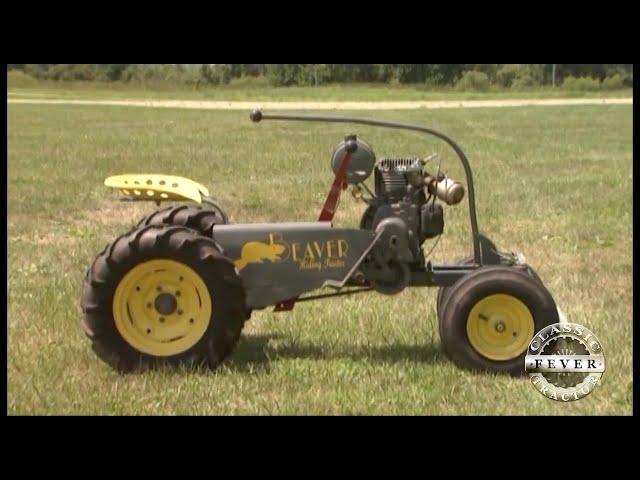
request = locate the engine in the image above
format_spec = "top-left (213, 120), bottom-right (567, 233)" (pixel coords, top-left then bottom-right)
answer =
top-left (330, 136), bottom-right (465, 292)
top-left (330, 138), bottom-right (465, 258)
top-left (371, 157), bottom-right (452, 258)
top-left (354, 153), bottom-right (464, 254)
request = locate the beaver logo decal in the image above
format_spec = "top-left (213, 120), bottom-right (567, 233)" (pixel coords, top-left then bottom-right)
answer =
top-left (234, 236), bottom-right (286, 271)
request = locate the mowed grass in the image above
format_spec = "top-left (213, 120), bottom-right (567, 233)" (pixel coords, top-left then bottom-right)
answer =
top-left (7, 83), bottom-right (633, 102)
top-left (7, 104), bottom-right (632, 415)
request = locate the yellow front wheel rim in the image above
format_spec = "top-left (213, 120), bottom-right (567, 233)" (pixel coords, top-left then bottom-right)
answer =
top-left (113, 259), bottom-right (212, 357)
top-left (466, 293), bottom-right (534, 361)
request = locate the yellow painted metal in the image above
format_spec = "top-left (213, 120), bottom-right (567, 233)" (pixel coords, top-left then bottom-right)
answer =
top-left (112, 259), bottom-right (212, 357)
top-left (104, 174), bottom-right (210, 204)
top-left (234, 240), bottom-right (286, 271)
top-left (466, 293), bottom-right (534, 361)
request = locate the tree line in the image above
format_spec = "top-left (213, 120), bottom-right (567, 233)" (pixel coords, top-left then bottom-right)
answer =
top-left (7, 64), bottom-right (633, 88)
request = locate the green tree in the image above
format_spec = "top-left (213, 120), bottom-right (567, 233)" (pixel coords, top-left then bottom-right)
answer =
top-left (200, 64), bottom-right (215, 83)
top-left (238, 64), bottom-right (266, 77)
top-left (471, 64), bottom-right (499, 83)
top-left (94, 64), bottom-right (128, 81)
top-left (23, 64), bottom-right (55, 79)
top-left (266, 64), bottom-right (303, 86)
top-left (496, 64), bottom-right (520, 87)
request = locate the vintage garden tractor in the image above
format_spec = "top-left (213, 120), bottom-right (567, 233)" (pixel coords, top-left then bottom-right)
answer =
top-left (81, 110), bottom-right (561, 374)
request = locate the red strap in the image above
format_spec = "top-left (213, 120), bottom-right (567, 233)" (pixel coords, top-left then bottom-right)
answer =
top-left (274, 151), bottom-right (353, 312)
top-left (318, 151), bottom-right (352, 222)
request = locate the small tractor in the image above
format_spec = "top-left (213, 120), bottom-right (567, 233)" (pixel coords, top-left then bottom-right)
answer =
top-left (81, 111), bottom-right (561, 374)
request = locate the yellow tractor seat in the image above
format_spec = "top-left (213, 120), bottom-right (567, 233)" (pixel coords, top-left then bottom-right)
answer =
top-left (104, 174), bottom-right (210, 204)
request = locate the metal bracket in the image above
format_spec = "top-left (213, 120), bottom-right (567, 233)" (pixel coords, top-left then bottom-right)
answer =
top-left (322, 229), bottom-right (384, 290)
top-left (478, 234), bottom-right (502, 265)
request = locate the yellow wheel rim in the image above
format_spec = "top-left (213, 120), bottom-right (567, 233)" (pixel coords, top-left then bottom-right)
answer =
top-left (113, 259), bottom-right (212, 357)
top-left (466, 293), bottom-right (534, 361)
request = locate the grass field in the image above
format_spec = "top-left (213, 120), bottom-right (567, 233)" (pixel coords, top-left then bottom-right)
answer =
top-left (7, 82), bottom-right (633, 102)
top-left (7, 102), bottom-right (632, 415)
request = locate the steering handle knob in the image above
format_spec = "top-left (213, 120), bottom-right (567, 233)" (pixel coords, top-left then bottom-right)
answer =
top-left (344, 134), bottom-right (358, 154)
top-left (250, 110), bottom-right (263, 122)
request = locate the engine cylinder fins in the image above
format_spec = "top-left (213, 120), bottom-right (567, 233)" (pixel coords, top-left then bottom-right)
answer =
top-left (377, 157), bottom-right (424, 173)
top-left (379, 170), bottom-right (408, 200)
top-left (375, 158), bottom-right (426, 202)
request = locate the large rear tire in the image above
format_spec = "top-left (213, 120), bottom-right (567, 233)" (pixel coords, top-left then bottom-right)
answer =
top-left (136, 204), bottom-right (226, 237)
top-left (438, 265), bottom-right (558, 375)
top-left (81, 225), bottom-right (248, 372)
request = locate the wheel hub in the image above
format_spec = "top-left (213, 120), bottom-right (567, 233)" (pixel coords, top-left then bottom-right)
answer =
top-left (466, 293), bottom-right (534, 361)
top-left (112, 259), bottom-right (212, 357)
top-left (154, 292), bottom-right (177, 315)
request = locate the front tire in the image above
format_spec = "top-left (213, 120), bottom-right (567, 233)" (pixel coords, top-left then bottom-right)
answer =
top-left (81, 225), bottom-right (248, 372)
top-left (436, 256), bottom-right (545, 320)
top-left (436, 255), bottom-right (475, 320)
top-left (438, 266), bottom-right (558, 375)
